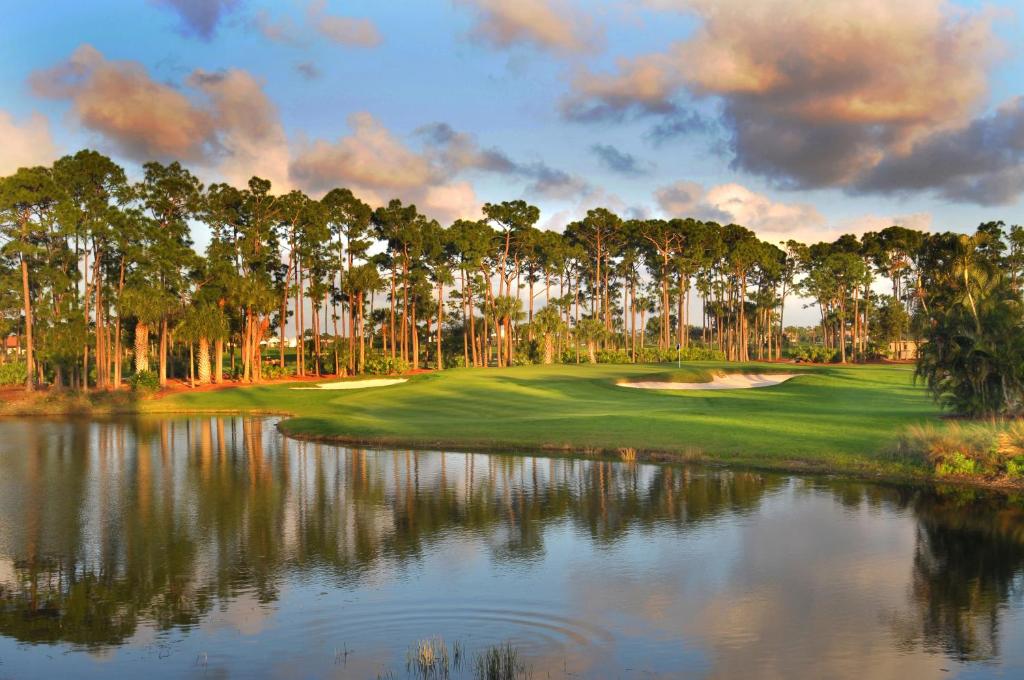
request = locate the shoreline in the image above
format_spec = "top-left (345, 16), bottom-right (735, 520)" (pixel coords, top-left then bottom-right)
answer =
top-left (272, 419), bottom-right (1024, 494)
top-left (3, 402), bottom-right (1021, 493)
top-left (4, 362), bottom-right (1022, 494)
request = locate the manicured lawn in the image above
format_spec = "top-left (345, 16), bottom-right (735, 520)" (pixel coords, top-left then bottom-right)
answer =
top-left (147, 362), bottom-right (941, 478)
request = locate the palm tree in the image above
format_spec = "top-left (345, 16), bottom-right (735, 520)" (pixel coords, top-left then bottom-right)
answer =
top-left (179, 304), bottom-right (229, 385)
top-left (120, 286), bottom-right (172, 375)
top-left (344, 263), bottom-right (382, 373)
top-left (574, 318), bottom-right (606, 364)
top-left (532, 306), bottom-right (565, 365)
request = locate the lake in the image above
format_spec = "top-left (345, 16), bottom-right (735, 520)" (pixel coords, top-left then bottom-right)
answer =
top-left (0, 416), bottom-right (1022, 679)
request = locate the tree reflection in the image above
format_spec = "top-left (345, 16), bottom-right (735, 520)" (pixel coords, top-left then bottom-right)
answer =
top-left (0, 417), bottom-right (1022, 663)
top-left (812, 479), bottom-right (1024, 662)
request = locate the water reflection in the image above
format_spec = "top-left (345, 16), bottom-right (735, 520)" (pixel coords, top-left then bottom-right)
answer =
top-left (0, 417), bottom-right (1021, 678)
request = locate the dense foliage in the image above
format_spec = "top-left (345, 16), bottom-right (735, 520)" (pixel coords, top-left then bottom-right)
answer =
top-left (915, 227), bottom-right (1024, 417)
top-left (0, 361), bottom-right (26, 386)
top-left (1, 151), bottom-right (1019, 410)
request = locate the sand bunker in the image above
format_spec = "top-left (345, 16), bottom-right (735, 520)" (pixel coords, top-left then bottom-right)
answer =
top-left (620, 373), bottom-right (799, 391)
top-left (291, 378), bottom-right (408, 391)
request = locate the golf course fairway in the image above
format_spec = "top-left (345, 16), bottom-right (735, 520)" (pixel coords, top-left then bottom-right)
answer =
top-left (147, 362), bottom-right (940, 480)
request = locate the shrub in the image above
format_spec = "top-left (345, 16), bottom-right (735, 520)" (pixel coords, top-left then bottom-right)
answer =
top-left (934, 451), bottom-right (978, 477)
top-left (594, 346), bottom-right (725, 364)
top-left (128, 369), bottom-right (160, 393)
top-left (261, 363), bottom-right (295, 380)
top-left (365, 354), bottom-right (409, 375)
top-left (791, 345), bottom-right (834, 363)
top-left (0, 361), bottom-right (27, 386)
top-left (897, 421), bottom-right (1024, 479)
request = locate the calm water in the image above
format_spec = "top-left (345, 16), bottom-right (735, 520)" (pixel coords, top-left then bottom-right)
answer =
top-left (0, 418), bottom-right (1022, 679)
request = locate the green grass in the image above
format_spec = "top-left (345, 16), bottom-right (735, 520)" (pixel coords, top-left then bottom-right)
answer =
top-left (146, 361), bottom-right (942, 479)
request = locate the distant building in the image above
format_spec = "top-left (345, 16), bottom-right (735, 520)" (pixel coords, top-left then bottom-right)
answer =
top-left (888, 339), bottom-right (921, 360)
top-left (261, 336), bottom-right (299, 348)
top-left (4, 335), bottom-right (20, 356)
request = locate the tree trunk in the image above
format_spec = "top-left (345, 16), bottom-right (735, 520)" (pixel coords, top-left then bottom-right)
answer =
top-left (358, 291), bottom-right (366, 373)
top-left (20, 248), bottom-right (35, 392)
top-left (214, 338), bottom-right (224, 383)
top-left (436, 281), bottom-right (444, 370)
top-left (198, 337), bottom-right (211, 384)
top-left (159, 318), bottom-right (168, 386)
top-left (390, 267), bottom-right (397, 361)
top-left (134, 322), bottom-right (149, 373)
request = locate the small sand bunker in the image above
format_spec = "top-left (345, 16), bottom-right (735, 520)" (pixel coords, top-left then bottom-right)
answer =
top-left (620, 373), bottom-right (799, 391)
top-left (291, 378), bottom-right (407, 391)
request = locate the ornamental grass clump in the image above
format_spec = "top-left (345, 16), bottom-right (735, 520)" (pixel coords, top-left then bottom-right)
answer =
top-left (899, 421), bottom-right (1024, 480)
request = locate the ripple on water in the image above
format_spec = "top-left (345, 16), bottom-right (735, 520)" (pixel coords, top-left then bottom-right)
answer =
top-left (279, 599), bottom-right (616, 656)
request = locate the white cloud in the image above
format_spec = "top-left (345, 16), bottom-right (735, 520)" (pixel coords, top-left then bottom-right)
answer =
top-left (456, 0), bottom-right (597, 53)
top-left (0, 110), bottom-right (57, 175)
top-left (654, 180), bottom-right (931, 244)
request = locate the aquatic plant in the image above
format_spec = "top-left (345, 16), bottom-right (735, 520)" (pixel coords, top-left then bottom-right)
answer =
top-left (406, 637), bottom-right (452, 679)
top-left (473, 642), bottom-right (528, 680)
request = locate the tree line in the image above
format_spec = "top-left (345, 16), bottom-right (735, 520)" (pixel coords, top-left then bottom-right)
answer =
top-left (1, 150), bottom-right (1021, 413)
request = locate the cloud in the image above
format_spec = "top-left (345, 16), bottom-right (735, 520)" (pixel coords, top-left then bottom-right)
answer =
top-left (251, 9), bottom-right (301, 45)
top-left (645, 110), bottom-right (716, 146)
top-left (151, 0), bottom-right (241, 40)
top-left (188, 69), bottom-right (291, 190)
top-left (655, 180), bottom-right (827, 241)
top-left (422, 182), bottom-right (480, 223)
top-left (29, 45), bottom-right (215, 162)
top-left (655, 179), bottom-right (933, 244)
top-left (591, 143), bottom-right (651, 176)
top-left (290, 116), bottom-right (590, 219)
top-left (456, 0), bottom-right (597, 53)
top-left (289, 112), bottom-right (477, 222)
top-left (307, 0), bottom-right (382, 48)
top-left (854, 96), bottom-right (1024, 206)
top-left (295, 62), bottom-right (321, 80)
top-left (29, 46), bottom-right (291, 190)
top-left (520, 162), bottom-right (592, 200)
top-left (0, 110), bottom-right (57, 175)
top-left (415, 122), bottom-right (520, 174)
top-left (567, 0), bottom-right (1009, 203)
top-left (653, 180), bottom-right (706, 215)
top-left (416, 122), bottom-right (592, 199)
top-left (835, 212), bottom-right (933, 236)
top-left (291, 112), bottom-right (435, 196)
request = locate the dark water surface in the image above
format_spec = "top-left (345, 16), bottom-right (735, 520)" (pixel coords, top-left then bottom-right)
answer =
top-left (0, 417), bottom-right (1022, 679)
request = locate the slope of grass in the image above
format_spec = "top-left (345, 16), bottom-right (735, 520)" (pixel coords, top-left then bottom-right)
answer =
top-left (147, 361), bottom-right (941, 478)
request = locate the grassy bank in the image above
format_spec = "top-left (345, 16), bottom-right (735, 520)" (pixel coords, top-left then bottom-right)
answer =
top-left (144, 361), bottom-right (948, 480)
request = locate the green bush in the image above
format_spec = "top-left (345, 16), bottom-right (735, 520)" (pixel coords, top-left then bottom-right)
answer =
top-left (0, 361), bottom-right (27, 386)
top-left (128, 369), bottom-right (160, 393)
top-left (898, 421), bottom-right (1024, 479)
top-left (447, 354), bottom-right (468, 368)
top-left (791, 345), bottom-right (835, 363)
top-left (934, 451), bottom-right (978, 477)
top-left (261, 363), bottom-right (295, 380)
top-left (365, 354), bottom-right (409, 375)
top-left (558, 344), bottom-right (725, 364)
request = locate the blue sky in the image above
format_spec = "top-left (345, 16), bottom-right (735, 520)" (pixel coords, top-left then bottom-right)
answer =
top-left (1, 0), bottom-right (1023, 246)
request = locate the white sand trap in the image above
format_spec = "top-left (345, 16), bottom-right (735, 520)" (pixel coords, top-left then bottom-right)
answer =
top-left (620, 373), bottom-right (799, 391)
top-left (291, 378), bottom-right (407, 391)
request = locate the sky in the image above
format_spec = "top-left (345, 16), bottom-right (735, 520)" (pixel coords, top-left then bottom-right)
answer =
top-left (1, 0), bottom-right (1023, 251)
